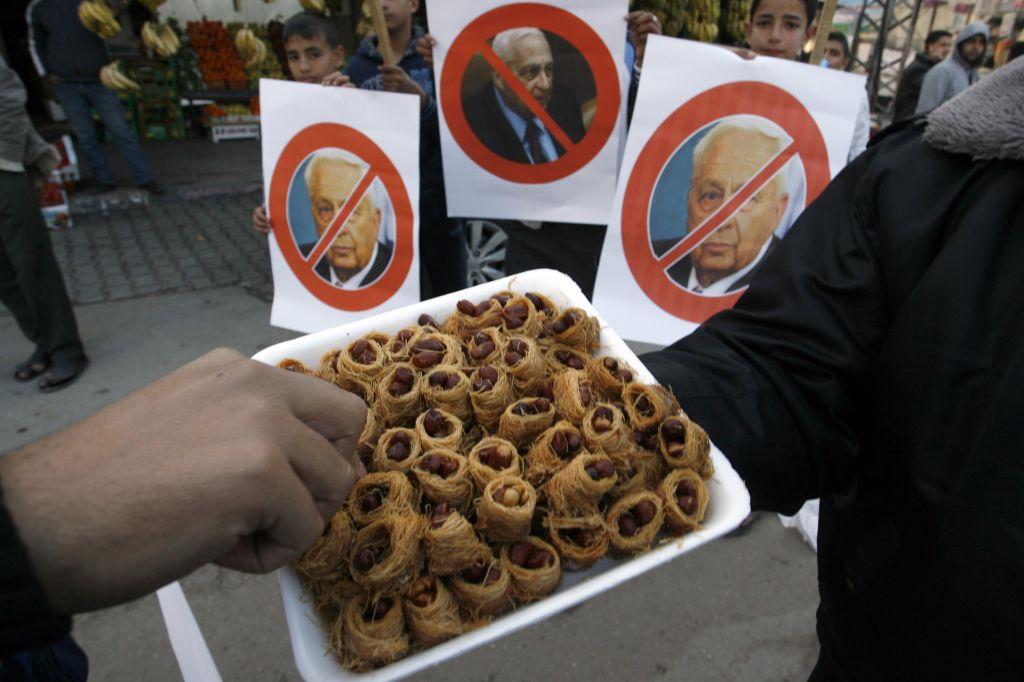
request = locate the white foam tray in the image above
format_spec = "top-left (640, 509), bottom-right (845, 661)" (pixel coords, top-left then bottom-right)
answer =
top-left (252, 269), bottom-right (751, 681)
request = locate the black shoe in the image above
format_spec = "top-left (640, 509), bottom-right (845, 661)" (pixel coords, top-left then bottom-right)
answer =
top-left (38, 356), bottom-right (89, 393)
top-left (14, 347), bottom-right (50, 381)
top-left (139, 180), bottom-right (166, 195)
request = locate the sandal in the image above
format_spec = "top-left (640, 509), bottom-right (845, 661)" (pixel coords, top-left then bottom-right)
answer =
top-left (38, 356), bottom-right (90, 393)
top-left (15, 348), bottom-right (51, 381)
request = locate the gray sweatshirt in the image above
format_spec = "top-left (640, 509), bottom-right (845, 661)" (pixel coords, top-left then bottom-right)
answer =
top-left (915, 22), bottom-right (989, 114)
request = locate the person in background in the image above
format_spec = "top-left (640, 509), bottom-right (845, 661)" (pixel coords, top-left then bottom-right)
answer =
top-left (344, 0), bottom-right (467, 299)
top-left (823, 30), bottom-right (850, 70)
top-left (0, 57), bottom-right (89, 393)
top-left (416, 12), bottom-right (662, 299)
top-left (743, 0), bottom-right (869, 161)
top-left (915, 21), bottom-right (988, 114)
top-left (252, 11), bottom-right (353, 246)
top-left (0, 348), bottom-right (366, 658)
top-left (27, 0), bottom-right (164, 195)
top-left (892, 29), bottom-right (952, 120)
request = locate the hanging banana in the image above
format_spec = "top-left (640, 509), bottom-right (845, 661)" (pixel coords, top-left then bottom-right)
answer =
top-left (78, 1), bottom-right (121, 40)
top-left (99, 62), bottom-right (140, 92)
top-left (299, 0), bottom-right (327, 14)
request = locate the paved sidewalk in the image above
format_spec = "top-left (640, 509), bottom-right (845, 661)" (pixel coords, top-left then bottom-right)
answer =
top-left (52, 190), bottom-right (273, 306)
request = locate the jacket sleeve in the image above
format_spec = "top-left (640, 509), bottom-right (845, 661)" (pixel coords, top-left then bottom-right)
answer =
top-left (915, 65), bottom-right (951, 114)
top-left (0, 485), bottom-right (71, 657)
top-left (26, 1), bottom-right (50, 77)
top-left (641, 145), bottom-right (891, 514)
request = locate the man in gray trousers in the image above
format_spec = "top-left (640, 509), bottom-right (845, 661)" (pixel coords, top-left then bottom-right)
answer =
top-left (0, 57), bottom-right (88, 391)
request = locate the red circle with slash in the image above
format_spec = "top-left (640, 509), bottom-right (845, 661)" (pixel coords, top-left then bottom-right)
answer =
top-left (268, 123), bottom-right (414, 312)
top-left (621, 81), bottom-right (830, 323)
top-left (440, 3), bottom-right (621, 184)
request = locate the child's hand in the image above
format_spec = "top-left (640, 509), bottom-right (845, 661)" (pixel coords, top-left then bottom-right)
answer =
top-left (380, 64), bottom-right (427, 106)
top-left (626, 11), bottom-right (662, 68)
top-left (416, 34), bottom-right (436, 66)
top-left (322, 72), bottom-right (354, 88)
top-left (252, 204), bottom-right (271, 235)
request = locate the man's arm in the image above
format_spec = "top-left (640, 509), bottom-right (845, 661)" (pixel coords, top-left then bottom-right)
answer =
top-left (0, 349), bottom-right (366, 622)
top-left (26, 1), bottom-right (52, 78)
top-left (642, 146), bottom-right (890, 514)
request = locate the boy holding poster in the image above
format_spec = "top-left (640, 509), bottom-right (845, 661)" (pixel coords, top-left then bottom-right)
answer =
top-left (344, 0), bottom-right (468, 298)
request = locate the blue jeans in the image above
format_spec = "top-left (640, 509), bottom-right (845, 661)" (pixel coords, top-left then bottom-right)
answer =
top-left (53, 82), bottom-right (153, 186)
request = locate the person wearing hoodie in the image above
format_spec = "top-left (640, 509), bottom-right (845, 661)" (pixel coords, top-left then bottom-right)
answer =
top-left (344, 0), bottom-right (467, 299)
top-left (892, 29), bottom-right (952, 120)
top-left (642, 56), bottom-right (1024, 678)
top-left (915, 21), bottom-right (988, 114)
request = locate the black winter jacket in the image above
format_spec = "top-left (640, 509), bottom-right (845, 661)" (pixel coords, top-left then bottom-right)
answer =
top-left (642, 72), bottom-right (1024, 677)
top-left (892, 52), bottom-right (938, 121)
top-left (28, 0), bottom-right (111, 82)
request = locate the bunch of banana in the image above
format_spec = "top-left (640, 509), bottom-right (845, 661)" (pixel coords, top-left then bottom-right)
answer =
top-left (629, 0), bottom-right (687, 40)
top-left (234, 28), bottom-right (268, 68)
top-left (299, 0), bottom-right (327, 13)
top-left (684, 0), bottom-right (721, 42)
top-left (78, 1), bottom-right (120, 39)
top-left (142, 22), bottom-right (180, 57)
top-left (99, 62), bottom-right (140, 92)
top-left (723, 0), bottom-right (751, 43)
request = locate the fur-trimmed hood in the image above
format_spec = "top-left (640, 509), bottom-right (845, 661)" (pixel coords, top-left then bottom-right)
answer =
top-left (924, 57), bottom-right (1024, 162)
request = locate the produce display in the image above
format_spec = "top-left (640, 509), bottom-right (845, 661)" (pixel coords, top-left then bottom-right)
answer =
top-left (685, 0), bottom-right (722, 43)
top-left (283, 293), bottom-right (713, 671)
top-left (77, 0), bottom-right (120, 39)
top-left (141, 21), bottom-right (181, 58)
top-left (99, 61), bottom-right (140, 92)
top-left (233, 25), bottom-right (286, 87)
top-left (185, 20), bottom-right (247, 90)
top-left (723, 0), bottom-right (752, 44)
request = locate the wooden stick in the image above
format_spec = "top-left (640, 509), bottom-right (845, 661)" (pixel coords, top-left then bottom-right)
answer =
top-left (810, 0), bottom-right (840, 66)
top-left (365, 0), bottom-right (396, 65)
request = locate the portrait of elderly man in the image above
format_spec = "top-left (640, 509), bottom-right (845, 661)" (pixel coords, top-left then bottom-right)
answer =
top-left (464, 27), bottom-right (586, 164)
top-left (298, 149), bottom-right (393, 289)
top-left (656, 119), bottom-right (791, 294)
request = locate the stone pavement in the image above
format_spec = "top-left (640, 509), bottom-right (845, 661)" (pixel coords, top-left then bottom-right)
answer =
top-left (53, 190), bottom-right (273, 306)
top-left (0, 138), bottom-right (820, 681)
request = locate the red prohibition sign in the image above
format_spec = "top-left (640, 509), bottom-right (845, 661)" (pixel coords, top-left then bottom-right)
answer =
top-left (621, 81), bottom-right (830, 323)
top-left (269, 123), bottom-right (414, 312)
top-left (440, 3), bottom-right (621, 184)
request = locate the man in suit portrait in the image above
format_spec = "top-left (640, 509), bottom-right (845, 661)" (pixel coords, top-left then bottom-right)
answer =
top-left (658, 119), bottom-right (790, 294)
top-left (464, 27), bottom-right (586, 164)
top-left (299, 149), bottom-right (393, 289)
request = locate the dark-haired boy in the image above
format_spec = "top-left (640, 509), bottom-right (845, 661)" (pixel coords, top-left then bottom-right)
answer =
top-left (742, 0), bottom-right (868, 160)
top-left (823, 30), bottom-right (850, 70)
top-left (345, 0), bottom-right (467, 298)
top-left (892, 29), bottom-right (952, 120)
top-left (252, 11), bottom-right (352, 234)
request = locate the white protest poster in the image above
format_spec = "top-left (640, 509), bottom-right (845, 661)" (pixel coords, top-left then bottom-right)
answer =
top-left (593, 36), bottom-right (865, 344)
top-left (261, 79), bottom-right (420, 333)
top-left (428, 0), bottom-right (629, 224)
